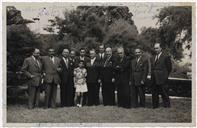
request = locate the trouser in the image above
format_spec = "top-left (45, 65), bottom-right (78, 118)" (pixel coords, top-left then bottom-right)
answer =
top-left (82, 92), bottom-right (88, 106)
top-left (152, 83), bottom-right (171, 108)
top-left (117, 84), bottom-right (130, 108)
top-left (28, 85), bottom-right (40, 109)
top-left (131, 84), bottom-right (145, 107)
top-left (60, 84), bottom-right (66, 107)
top-left (87, 83), bottom-right (100, 106)
top-left (102, 82), bottom-right (115, 106)
top-left (45, 82), bottom-right (57, 108)
top-left (60, 82), bottom-right (74, 107)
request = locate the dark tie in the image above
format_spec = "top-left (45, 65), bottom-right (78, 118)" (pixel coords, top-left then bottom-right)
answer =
top-left (35, 59), bottom-right (40, 68)
top-left (135, 57), bottom-right (139, 67)
top-left (155, 55), bottom-right (158, 65)
top-left (65, 58), bottom-right (68, 68)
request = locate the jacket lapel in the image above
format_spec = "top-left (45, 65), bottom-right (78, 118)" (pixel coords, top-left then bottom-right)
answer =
top-left (31, 57), bottom-right (40, 69)
top-left (136, 57), bottom-right (142, 68)
top-left (155, 52), bottom-right (163, 65)
top-left (48, 56), bottom-right (57, 70)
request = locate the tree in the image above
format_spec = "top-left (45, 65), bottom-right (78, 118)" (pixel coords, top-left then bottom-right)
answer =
top-left (138, 6), bottom-right (191, 60)
top-left (137, 27), bottom-right (160, 53)
top-left (7, 6), bottom-right (41, 71)
top-left (44, 6), bottom-right (138, 55)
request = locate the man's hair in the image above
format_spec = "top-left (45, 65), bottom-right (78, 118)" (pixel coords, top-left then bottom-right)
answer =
top-left (70, 49), bottom-right (76, 53)
top-left (89, 48), bottom-right (96, 53)
top-left (105, 47), bottom-right (112, 51)
top-left (117, 47), bottom-right (124, 52)
top-left (80, 48), bottom-right (86, 52)
top-left (62, 48), bottom-right (70, 52)
top-left (32, 48), bottom-right (39, 53)
top-left (154, 42), bottom-right (163, 48)
top-left (78, 60), bottom-right (85, 64)
top-left (48, 47), bottom-right (55, 51)
top-left (135, 46), bottom-right (143, 51)
top-left (99, 44), bottom-right (105, 48)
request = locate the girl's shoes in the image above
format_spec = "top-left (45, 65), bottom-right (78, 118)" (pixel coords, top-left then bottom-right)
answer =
top-left (77, 104), bottom-right (82, 107)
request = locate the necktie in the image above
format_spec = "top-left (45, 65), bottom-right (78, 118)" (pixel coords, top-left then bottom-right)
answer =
top-left (91, 59), bottom-right (93, 66)
top-left (36, 59), bottom-right (40, 68)
top-left (104, 57), bottom-right (109, 67)
top-left (155, 55), bottom-right (158, 64)
top-left (50, 57), bottom-right (54, 64)
top-left (66, 58), bottom-right (69, 68)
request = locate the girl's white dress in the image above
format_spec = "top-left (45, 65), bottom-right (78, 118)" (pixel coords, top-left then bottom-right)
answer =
top-left (74, 67), bottom-right (88, 93)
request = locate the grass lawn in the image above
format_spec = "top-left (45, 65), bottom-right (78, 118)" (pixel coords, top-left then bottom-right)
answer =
top-left (6, 90), bottom-right (191, 123)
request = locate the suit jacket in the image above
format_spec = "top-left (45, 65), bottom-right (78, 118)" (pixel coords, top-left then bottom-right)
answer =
top-left (97, 53), bottom-right (106, 65)
top-left (114, 56), bottom-right (131, 86)
top-left (70, 57), bottom-right (78, 69)
top-left (100, 55), bottom-right (115, 83)
top-left (151, 52), bottom-right (172, 85)
top-left (86, 57), bottom-right (100, 84)
top-left (21, 56), bottom-right (43, 86)
top-left (60, 56), bottom-right (74, 84)
top-left (41, 56), bottom-right (62, 84)
top-left (130, 55), bottom-right (148, 86)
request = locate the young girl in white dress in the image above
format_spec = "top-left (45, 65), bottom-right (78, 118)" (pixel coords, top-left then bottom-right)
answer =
top-left (74, 60), bottom-right (88, 107)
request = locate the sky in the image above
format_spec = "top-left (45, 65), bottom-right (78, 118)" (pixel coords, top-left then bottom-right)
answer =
top-left (12, 2), bottom-right (180, 34)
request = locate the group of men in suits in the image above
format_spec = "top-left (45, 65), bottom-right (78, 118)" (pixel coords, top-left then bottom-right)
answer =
top-left (21, 42), bottom-right (172, 109)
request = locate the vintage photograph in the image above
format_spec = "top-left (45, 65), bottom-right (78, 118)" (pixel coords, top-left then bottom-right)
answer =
top-left (3, 2), bottom-right (195, 126)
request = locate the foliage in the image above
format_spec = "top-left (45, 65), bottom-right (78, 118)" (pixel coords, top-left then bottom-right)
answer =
top-left (7, 6), bottom-right (42, 86)
top-left (138, 6), bottom-right (192, 60)
top-left (44, 6), bottom-right (138, 54)
top-left (7, 6), bottom-right (41, 71)
top-left (137, 27), bottom-right (160, 54)
top-left (170, 60), bottom-right (191, 79)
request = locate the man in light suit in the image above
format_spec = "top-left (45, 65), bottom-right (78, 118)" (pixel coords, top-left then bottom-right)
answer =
top-left (130, 47), bottom-right (148, 108)
top-left (21, 48), bottom-right (43, 109)
top-left (151, 43), bottom-right (172, 108)
top-left (42, 48), bottom-right (62, 108)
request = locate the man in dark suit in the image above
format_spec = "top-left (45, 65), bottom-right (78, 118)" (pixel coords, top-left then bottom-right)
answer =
top-left (98, 44), bottom-right (106, 63)
top-left (100, 47), bottom-right (115, 106)
top-left (86, 49), bottom-right (100, 106)
top-left (42, 48), bottom-right (62, 108)
top-left (97, 44), bottom-right (106, 99)
top-left (70, 50), bottom-right (77, 68)
top-left (22, 48), bottom-right (43, 109)
top-left (114, 47), bottom-right (131, 108)
top-left (76, 48), bottom-right (89, 65)
top-left (151, 43), bottom-right (172, 108)
top-left (75, 48), bottom-right (89, 105)
top-left (60, 48), bottom-right (75, 107)
top-left (130, 47), bottom-right (148, 108)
